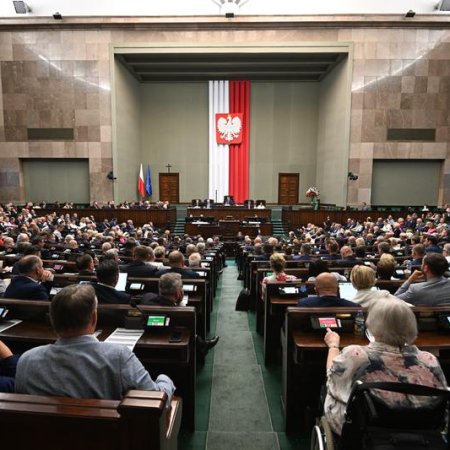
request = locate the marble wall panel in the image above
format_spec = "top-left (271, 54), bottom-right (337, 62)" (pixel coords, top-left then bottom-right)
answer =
top-left (0, 23), bottom-right (448, 205)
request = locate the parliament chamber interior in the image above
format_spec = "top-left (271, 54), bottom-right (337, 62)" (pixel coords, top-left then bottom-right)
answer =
top-left (0, 1), bottom-right (449, 449)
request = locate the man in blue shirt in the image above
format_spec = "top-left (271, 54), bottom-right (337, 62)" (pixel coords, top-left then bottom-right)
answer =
top-left (16, 284), bottom-right (174, 401)
top-left (298, 273), bottom-right (358, 307)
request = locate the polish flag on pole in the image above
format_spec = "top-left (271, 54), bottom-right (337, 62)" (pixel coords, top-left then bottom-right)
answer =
top-left (138, 164), bottom-right (145, 197)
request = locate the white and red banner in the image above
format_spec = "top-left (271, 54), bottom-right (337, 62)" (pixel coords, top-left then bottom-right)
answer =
top-left (208, 81), bottom-right (250, 204)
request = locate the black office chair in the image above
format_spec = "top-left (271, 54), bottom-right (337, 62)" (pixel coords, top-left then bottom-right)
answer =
top-left (311, 381), bottom-right (450, 450)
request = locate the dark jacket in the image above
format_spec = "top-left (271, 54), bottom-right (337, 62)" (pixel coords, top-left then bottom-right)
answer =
top-left (91, 283), bottom-right (131, 305)
top-left (156, 267), bottom-right (200, 279)
top-left (0, 354), bottom-right (19, 393)
top-left (4, 276), bottom-right (50, 300)
top-left (119, 261), bottom-right (158, 278)
top-left (298, 295), bottom-right (358, 307)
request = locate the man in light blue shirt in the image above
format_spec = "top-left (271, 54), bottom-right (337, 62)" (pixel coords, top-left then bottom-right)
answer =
top-left (15, 284), bottom-right (174, 401)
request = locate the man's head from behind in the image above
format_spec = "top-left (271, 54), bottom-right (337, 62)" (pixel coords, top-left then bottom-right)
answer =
top-left (314, 272), bottom-right (338, 297)
top-left (96, 259), bottom-right (119, 287)
top-left (422, 253), bottom-right (448, 278)
top-left (18, 255), bottom-right (44, 280)
top-left (50, 284), bottom-right (97, 336)
top-left (159, 272), bottom-right (183, 305)
top-left (133, 245), bottom-right (153, 262)
top-left (168, 250), bottom-right (185, 269)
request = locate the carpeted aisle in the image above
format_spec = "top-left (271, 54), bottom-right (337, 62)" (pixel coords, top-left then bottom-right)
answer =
top-left (206, 262), bottom-right (279, 450)
top-left (179, 261), bottom-right (309, 450)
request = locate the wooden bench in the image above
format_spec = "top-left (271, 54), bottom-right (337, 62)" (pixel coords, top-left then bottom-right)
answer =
top-left (0, 299), bottom-right (197, 431)
top-left (0, 390), bottom-right (181, 450)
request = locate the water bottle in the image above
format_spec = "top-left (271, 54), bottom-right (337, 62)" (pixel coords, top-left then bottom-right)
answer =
top-left (405, 260), bottom-right (412, 275)
top-left (354, 310), bottom-right (365, 337)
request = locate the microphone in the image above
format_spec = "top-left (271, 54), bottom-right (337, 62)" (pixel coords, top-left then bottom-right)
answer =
top-left (125, 300), bottom-right (146, 329)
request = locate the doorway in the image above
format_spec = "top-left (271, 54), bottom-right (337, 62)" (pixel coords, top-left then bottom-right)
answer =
top-left (278, 173), bottom-right (299, 204)
top-left (159, 173), bottom-right (180, 203)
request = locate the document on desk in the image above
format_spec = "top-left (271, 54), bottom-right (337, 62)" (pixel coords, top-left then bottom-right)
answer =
top-left (104, 328), bottom-right (144, 351)
top-left (0, 319), bottom-right (22, 333)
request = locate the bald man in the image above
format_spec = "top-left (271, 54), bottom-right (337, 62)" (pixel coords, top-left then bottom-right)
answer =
top-left (298, 272), bottom-right (358, 307)
top-left (156, 250), bottom-right (200, 279)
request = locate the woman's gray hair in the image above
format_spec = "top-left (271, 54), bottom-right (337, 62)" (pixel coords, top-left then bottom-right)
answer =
top-left (366, 298), bottom-right (417, 346)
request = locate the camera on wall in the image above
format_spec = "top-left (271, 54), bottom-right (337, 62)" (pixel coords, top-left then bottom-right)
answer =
top-left (348, 172), bottom-right (359, 181)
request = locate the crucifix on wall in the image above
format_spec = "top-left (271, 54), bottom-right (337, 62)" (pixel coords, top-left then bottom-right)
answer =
top-left (166, 163), bottom-right (172, 173)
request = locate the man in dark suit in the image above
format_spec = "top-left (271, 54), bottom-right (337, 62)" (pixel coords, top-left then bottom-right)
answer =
top-left (223, 195), bottom-right (235, 206)
top-left (120, 246), bottom-right (158, 278)
top-left (402, 243), bottom-right (425, 267)
top-left (424, 235), bottom-right (442, 254)
top-left (5, 255), bottom-right (53, 300)
top-left (76, 253), bottom-right (96, 276)
top-left (336, 246), bottom-right (358, 268)
top-left (204, 199), bottom-right (214, 209)
top-left (298, 273), bottom-right (358, 307)
top-left (322, 241), bottom-right (341, 261)
top-left (292, 243), bottom-right (312, 261)
top-left (143, 273), bottom-right (218, 364)
top-left (91, 259), bottom-right (130, 305)
top-left (156, 251), bottom-right (200, 279)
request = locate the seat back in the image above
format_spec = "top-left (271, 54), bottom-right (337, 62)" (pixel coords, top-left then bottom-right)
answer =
top-left (340, 382), bottom-right (450, 450)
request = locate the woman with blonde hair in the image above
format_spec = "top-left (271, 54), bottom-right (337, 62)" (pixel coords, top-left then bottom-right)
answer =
top-left (350, 265), bottom-right (396, 308)
top-left (376, 253), bottom-right (397, 280)
top-left (261, 252), bottom-right (297, 299)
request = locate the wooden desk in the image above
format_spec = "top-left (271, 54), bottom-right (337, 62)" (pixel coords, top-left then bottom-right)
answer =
top-left (282, 306), bottom-right (450, 434)
top-left (185, 222), bottom-right (272, 238)
top-left (187, 207), bottom-right (271, 221)
top-left (0, 300), bottom-right (197, 431)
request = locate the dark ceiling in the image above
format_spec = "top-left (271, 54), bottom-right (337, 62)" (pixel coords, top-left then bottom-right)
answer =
top-left (116, 52), bottom-right (346, 82)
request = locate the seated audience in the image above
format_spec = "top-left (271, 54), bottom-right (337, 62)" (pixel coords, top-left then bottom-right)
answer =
top-left (261, 253), bottom-right (297, 299)
top-left (4, 255), bottom-right (53, 300)
top-left (119, 245), bottom-right (158, 278)
top-left (395, 253), bottom-right (450, 305)
top-left (350, 265), bottom-right (397, 308)
top-left (298, 272), bottom-right (358, 307)
top-left (91, 259), bottom-right (130, 305)
top-left (0, 340), bottom-right (19, 393)
top-left (324, 298), bottom-right (447, 436)
top-left (15, 284), bottom-right (174, 401)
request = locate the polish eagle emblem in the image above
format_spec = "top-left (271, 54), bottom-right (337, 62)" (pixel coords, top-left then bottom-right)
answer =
top-left (215, 113), bottom-right (243, 144)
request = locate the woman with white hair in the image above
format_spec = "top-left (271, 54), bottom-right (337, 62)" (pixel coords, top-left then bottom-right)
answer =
top-left (323, 298), bottom-right (447, 436)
